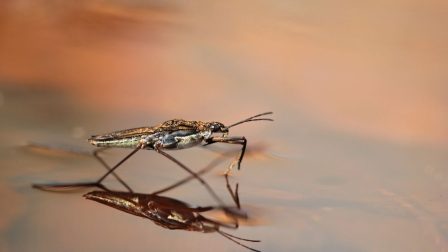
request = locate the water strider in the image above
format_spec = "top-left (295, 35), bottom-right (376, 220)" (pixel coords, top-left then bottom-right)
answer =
top-left (33, 112), bottom-right (273, 203)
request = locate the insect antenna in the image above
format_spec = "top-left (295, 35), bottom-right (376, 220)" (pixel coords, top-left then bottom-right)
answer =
top-left (217, 230), bottom-right (261, 252)
top-left (226, 112), bottom-right (273, 129)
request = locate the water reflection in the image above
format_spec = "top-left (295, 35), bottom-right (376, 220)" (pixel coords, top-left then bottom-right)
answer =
top-left (28, 142), bottom-right (261, 251)
top-left (84, 177), bottom-right (260, 252)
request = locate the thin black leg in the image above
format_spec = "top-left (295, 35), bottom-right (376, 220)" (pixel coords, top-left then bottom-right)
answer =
top-left (92, 149), bottom-right (133, 192)
top-left (204, 136), bottom-right (247, 173)
top-left (154, 146), bottom-right (225, 206)
top-left (95, 145), bottom-right (142, 185)
top-left (225, 174), bottom-right (241, 209)
top-left (32, 181), bottom-right (110, 192)
top-left (30, 145), bottom-right (132, 192)
top-left (151, 153), bottom-right (228, 195)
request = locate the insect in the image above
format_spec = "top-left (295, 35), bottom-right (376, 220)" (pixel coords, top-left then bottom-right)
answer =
top-left (84, 176), bottom-right (261, 252)
top-left (33, 112), bottom-right (273, 203)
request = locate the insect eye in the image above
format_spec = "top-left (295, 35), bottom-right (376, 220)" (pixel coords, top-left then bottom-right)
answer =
top-left (210, 124), bottom-right (220, 132)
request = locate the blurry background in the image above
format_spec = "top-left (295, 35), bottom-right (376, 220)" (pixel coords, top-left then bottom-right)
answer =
top-left (0, 0), bottom-right (447, 251)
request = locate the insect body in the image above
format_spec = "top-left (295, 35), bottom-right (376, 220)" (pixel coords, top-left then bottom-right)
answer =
top-left (88, 119), bottom-right (225, 150)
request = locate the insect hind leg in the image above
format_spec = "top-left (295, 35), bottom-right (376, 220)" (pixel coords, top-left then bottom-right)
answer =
top-left (28, 144), bottom-right (133, 192)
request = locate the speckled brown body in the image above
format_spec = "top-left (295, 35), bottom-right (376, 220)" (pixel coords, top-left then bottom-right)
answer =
top-left (85, 112), bottom-right (271, 176)
top-left (88, 119), bottom-right (227, 150)
top-left (95, 119), bottom-right (210, 139)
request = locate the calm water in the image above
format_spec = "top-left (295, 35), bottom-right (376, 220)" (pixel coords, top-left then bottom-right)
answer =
top-left (1, 1), bottom-right (447, 251)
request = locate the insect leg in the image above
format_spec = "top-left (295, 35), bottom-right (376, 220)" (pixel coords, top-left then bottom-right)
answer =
top-left (219, 174), bottom-right (249, 221)
top-left (216, 230), bottom-right (261, 252)
top-left (193, 212), bottom-right (261, 251)
top-left (31, 146), bottom-right (131, 192)
top-left (154, 145), bottom-right (225, 206)
top-left (33, 146), bottom-right (141, 192)
top-left (204, 136), bottom-right (247, 174)
top-left (225, 175), bottom-right (239, 208)
top-left (151, 153), bottom-right (227, 195)
top-left (198, 210), bottom-right (261, 252)
top-left (95, 144), bottom-right (143, 185)
top-left (32, 181), bottom-right (111, 192)
top-left (92, 149), bottom-right (133, 192)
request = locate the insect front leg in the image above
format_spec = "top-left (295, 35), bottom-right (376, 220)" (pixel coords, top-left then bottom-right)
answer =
top-left (204, 136), bottom-right (247, 175)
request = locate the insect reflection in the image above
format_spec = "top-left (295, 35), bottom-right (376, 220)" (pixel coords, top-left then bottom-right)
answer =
top-left (85, 176), bottom-right (260, 252)
top-left (29, 144), bottom-right (263, 251)
top-left (33, 112), bottom-right (273, 205)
